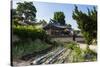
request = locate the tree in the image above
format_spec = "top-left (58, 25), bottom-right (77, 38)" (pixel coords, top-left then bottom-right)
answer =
top-left (53, 12), bottom-right (65, 25)
top-left (12, 9), bottom-right (16, 16)
top-left (16, 1), bottom-right (37, 22)
top-left (67, 24), bottom-right (72, 28)
top-left (39, 20), bottom-right (47, 25)
top-left (72, 5), bottom-right (97, 45)
top-left (11, 9), bottom-right (20, 26)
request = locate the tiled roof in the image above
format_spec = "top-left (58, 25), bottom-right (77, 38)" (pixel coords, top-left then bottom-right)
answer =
top-left (43, 19), bottom-right (72, 29)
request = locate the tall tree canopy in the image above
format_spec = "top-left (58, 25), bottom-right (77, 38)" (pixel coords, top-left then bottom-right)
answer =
top-left (16, 1), bottom-right (37, 22)
top-left (53, 12), bottom-right (65, 25)
top-left (72, 6), bottom-right (97, 45)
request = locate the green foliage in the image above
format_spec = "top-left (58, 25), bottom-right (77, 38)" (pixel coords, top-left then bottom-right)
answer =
top-left (67, 42), bottom-right (84, 62)
top-left (16, 1), bottom-right (37, 21)
top-left (53, 12), bottom-right (65, 25)
top-left (13, 25), bottom-right (48, 41)
top-left (71, 49), bottom-right (84, 62)
top-left (11, 9), bottom-right (22, 25)
top-left (83, 32), bottom-right (93, 45)
top-left (67, 42), bottom-right (97, 62)
top-left (67, 42), bottom-right (82, 56)
top-left (67, 42), bottom-right (78, 50)
top-left (72, 6), bottom-right (97, 45)
top-left (12, 39), bottom-right (51, 59)
top-left (12, 19), bottom-right (19, 26)
top-left (83, 48), bottom-right (97, 61)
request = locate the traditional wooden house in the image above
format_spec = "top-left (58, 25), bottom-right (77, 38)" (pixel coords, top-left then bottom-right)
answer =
top-left (43, 19), bottom-right (73, 36)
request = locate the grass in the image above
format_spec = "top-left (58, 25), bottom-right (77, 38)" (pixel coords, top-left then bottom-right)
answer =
top-left (64, 41), bottom-right (97, 62)
top-left (12, 24), bottom-right (54, 60)
top-left (83, 48), bottom-right (97, 61)
top-left (12, 24), bottom-right (97, 62)
top-left (12, 39), bottom-right (51, 59)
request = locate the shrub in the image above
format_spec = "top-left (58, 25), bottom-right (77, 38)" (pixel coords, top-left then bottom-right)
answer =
top-left (67, 42), bottom-right (84, 62)
top-left (13, 25), bottom-right (48, 41)
top-left (67, 42), bottom-right (78, 50)
top-left (83, 49), bottom-right (97, 61)
top-left (67, 42), bottom-right (97, 62)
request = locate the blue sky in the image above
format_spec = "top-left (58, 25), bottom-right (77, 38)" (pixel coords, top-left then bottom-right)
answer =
top-left (12, 0), bottom-right (96, 30)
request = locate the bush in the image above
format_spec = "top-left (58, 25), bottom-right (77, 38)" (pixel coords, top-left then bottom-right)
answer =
top-left (13, 25), bottom-right (48, 41)
top-left (83, 49), bottom-right (97, 61)
top-left (67, 42), bottom-right (97, 62)
top-left (12, 25), bottom-right (54, 60)
top-left (67, 42), bottom-right (84, 62)
top-left (67, 42), bottom-right (78, 50)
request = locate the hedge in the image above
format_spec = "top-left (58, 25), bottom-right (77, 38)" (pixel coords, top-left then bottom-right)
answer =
top-left (13, 25), bottom-right (48, 41)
